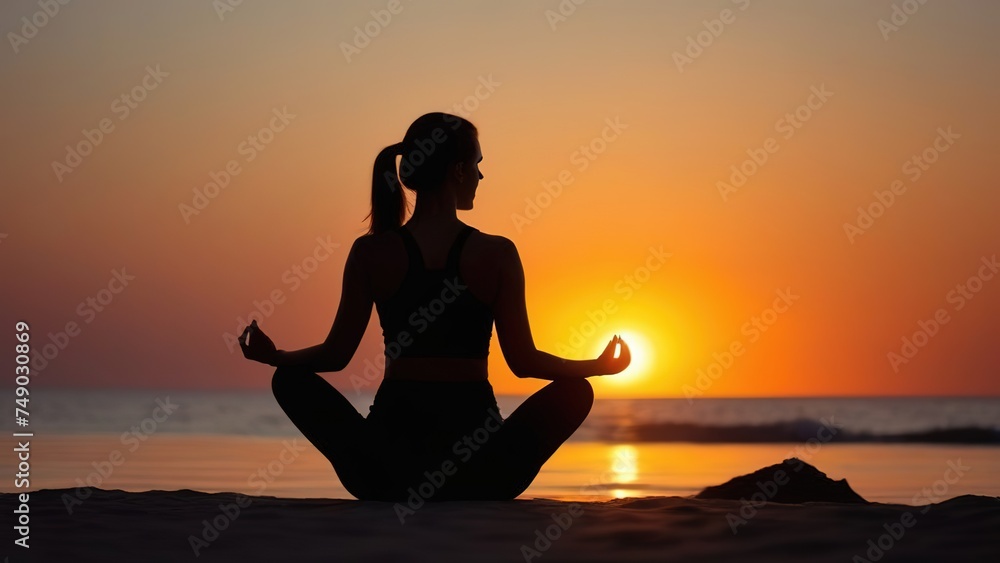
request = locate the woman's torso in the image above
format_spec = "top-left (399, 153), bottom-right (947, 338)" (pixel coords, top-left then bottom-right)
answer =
top-left (363, 221), bottom-right (501, 383)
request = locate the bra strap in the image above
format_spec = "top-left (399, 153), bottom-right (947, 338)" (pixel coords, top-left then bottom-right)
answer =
top-left (396, 226), bottom-right (425, 274)
top-left (446, 226), bottom-right (477, 272)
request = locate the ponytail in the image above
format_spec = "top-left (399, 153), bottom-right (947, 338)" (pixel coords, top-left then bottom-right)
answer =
top-left (366, 113), bottom-right (478, 234)
top-left (367, 142), bottom-right (405, 235)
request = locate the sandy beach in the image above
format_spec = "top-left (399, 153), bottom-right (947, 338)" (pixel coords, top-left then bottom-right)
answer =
top-left (7, 461), bottom-right (998, 563)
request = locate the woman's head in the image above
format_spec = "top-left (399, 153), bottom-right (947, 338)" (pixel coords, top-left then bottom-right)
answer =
top-left (367, 112), bottom-right (481, 234)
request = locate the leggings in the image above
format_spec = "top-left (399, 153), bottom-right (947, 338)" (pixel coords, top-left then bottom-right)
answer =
top-left (271, 366), bottom-right (594, 501)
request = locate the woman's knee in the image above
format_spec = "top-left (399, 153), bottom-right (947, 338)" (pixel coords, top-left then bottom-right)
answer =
top-left (270, 366), bottom-right (291, 392)
top-left (270, 365), bottom-right (312, 397)
top-left (550, 378), bottom-right (594, 408)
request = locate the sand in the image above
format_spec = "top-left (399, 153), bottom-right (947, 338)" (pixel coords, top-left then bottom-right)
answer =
top-left (6, 460), bottom-right (998, 563)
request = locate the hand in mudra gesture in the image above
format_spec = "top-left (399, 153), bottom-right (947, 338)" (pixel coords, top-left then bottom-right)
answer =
top-left (594, 334), bottom-right (631, 375)
top-left (239, 320), bottom-right (279, 366)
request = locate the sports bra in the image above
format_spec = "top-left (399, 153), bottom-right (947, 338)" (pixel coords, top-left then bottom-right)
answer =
top-left (374, 224), bottom-right (494, 359)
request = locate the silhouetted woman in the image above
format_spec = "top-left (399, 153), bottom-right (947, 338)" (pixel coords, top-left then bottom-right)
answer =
top-left (240, 112), bottom-right (630, 501)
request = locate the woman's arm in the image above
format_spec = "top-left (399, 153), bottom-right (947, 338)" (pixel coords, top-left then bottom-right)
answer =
top-left (241, 237), bottom-right (373, 372)
top-left (492, 238), bottom-right (630, 380)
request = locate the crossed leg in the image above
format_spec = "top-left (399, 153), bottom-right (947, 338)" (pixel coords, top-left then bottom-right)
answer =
top-left (270, 366), bottom-right (388, 500)
top-left (435, 378), bottom-right (595, 500)
top-left (272, 367), bottom-right (594, 501)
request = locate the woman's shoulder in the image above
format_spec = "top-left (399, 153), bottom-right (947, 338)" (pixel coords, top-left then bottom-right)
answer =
top-left (350, 225), bottom-right (517, 263)
top-left (465, 226), bottom-right (516, 257)
top-left (347, 230), bottom-right (399, 265)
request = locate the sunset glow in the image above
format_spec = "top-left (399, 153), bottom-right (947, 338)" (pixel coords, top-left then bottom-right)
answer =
top-left (2, 1), bottom-right (997, 399)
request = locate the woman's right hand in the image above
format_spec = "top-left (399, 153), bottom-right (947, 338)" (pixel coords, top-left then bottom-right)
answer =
top-left (239, 320), bottom-right (279, 366)
top-left (594, 334), bottom-right (631, 375)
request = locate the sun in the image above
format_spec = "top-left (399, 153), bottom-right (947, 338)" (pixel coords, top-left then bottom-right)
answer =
top-left (592, 330), bottom-right (651, 385)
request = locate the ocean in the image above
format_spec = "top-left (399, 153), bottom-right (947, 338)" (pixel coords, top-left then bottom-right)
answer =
top-left (7, 391), bottom-right (999, 504)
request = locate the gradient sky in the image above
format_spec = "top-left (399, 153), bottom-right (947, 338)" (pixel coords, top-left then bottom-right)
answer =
top-left (1, 0), bottom-right (998, 398)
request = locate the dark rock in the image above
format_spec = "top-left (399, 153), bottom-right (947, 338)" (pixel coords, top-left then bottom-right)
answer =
top-left (695, 458), bottom-right (868, 504)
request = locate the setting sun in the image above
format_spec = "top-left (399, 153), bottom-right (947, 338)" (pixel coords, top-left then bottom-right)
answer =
top-left (594, 330), bottom-right (652, 386)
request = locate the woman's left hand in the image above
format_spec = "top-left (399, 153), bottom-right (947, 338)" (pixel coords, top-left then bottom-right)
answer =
top-left (239, 320), bottom-right (279, 365)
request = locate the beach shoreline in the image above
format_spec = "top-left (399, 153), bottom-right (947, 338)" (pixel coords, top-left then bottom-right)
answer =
top-left (10, 433), bottom-right (1000, 504)
top-left (7, 486), bottom-right (998, 562)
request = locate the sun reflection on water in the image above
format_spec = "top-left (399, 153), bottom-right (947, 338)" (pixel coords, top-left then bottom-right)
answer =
top-left (609, 444), bottom-right (639, 498)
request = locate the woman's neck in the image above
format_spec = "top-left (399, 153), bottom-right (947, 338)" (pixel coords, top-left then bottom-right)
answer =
top-left (407, 190), bottom-right (460, 231)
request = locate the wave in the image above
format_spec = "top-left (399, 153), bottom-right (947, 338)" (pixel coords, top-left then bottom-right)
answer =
top-left (16, 392), bottom-right (1000, 444)
top-left (596, 418), bottom-right (1000, 444)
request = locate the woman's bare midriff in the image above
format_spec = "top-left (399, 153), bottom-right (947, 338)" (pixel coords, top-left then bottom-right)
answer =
top-left (384, 356), bottom-right (489, 382)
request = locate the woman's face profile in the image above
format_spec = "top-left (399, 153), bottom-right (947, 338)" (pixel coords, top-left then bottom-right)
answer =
top-left (457, 139), bottom-right (484, 211)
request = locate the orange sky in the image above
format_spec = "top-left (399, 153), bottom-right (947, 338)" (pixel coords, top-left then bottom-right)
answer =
top-left (1, 0), bottom-right (998, 398)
